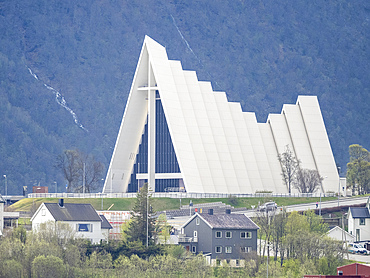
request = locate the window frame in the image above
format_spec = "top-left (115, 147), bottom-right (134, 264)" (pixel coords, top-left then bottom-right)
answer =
top-left (77, 223), bottom-right (91, 232)
top-left (192, 245), bottom-right (196, 253)
top-left (215, 231), bottom-right (222, 238)
top-left (215, 246), bottom-right (222, 253)
top-left (196, 218), bottom-right (200, 225)
top-left (359, 218), bottom-right (366, 225)
top-left (240, 231), bottom-right (252, 239)
top-left (225, 246), bottom-right (232, 253)
top-left (240, 246), bottom-right (251, 253)
top-left (225, 231), bottom-right (232, 238)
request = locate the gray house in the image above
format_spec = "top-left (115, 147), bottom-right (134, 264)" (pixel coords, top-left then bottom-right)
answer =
top-left (178, 209), bottom-right (259, 266)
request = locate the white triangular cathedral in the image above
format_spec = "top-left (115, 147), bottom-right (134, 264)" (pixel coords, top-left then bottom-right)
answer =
top-left (103, 36), bottom-right (339, 194)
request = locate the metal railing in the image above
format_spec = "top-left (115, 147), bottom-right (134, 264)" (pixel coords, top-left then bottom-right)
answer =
top-left (27, 192), bottom-right (336, 199)
top-left (178, 236), bottom-right (198, 243)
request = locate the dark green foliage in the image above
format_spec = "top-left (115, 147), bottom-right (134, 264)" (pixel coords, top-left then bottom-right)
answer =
top-left (32, 255), bottom-right (66, 278)
top-left (125, 183), bottom-right (156, 247)
top-left (0, 0), bottom-right (369, 193)
top-left (346, 144), bottom-right (370, 194)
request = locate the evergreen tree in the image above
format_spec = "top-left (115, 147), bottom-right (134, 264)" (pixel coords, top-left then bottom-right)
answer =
top-left (125, 183), bottom-right (156, 246)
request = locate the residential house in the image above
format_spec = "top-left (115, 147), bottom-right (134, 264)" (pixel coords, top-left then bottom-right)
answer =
top-left (348, 197), bottom-right (370, 242)
top-left (326, 226), bottom-right (355, 243)
top-left (31, 199), bottom-right (112, 244)
top-left (178, 209), bottom-right (259, 266)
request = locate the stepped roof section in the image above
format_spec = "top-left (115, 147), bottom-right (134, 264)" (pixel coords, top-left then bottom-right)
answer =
top-left (103, 36), bottom-right (339, 194)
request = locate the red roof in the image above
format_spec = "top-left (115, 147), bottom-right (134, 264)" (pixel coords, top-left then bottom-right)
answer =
top-left (337, 263), bottom-right (370, 278)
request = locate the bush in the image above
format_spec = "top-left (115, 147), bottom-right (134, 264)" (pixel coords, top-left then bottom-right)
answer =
top-left (32, 255), bottom-right (66, 278)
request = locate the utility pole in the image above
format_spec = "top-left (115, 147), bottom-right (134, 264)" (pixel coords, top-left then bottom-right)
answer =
top-left (82, 163), bottom-right (86, 195)
top-left (3, 175), bottom-right (7, 197)
top-left (337, 166), bottom-right (341, 206)
top-left (146, 186), bottom-right (149, 248)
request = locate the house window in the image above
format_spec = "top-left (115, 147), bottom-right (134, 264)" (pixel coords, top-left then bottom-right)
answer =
top-left (225, 246), bottom-right (232, 253)
top-left (225, 231), bottom-right (232, 238)
top-left (196, 218), bottom-right (200, 225)
top-left (41, 209), bottom-right (46, 216)
top-left (77, 223), bottom-right (92, 232)
top-left (215, 231), bottom-right (222, 238)
top-left (192, 246), bottom-right (196, 253)
top-left (215, 246), bottom-right (222, 253)
top-left (359, 218), bottom-right (365, 225)
top-left (240, 231), bottom-right (252, 239)
top-left (235, 259), bottom-right (240, 267)
top-left (240, 246), bottom-right (251, 253)
top-left (193, 231), bottom-right (198, 238)
top-left (216, 259), bottom-right (221, 266)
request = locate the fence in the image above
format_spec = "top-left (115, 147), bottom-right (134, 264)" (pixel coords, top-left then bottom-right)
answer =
top-left (27, 192), bottom-right (336, 199)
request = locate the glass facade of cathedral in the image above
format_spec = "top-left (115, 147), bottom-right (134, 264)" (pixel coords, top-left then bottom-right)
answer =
top-left (127, 91), bottom-right (181, 192)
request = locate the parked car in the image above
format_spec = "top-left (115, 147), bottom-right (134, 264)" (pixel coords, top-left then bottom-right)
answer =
top-left (257, 202), bottom-right (277, 212)
top-left (348, 243), bottom-right (370, 255)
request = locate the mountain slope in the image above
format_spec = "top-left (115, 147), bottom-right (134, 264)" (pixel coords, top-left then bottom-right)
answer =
top-left (0, 0), bottom-right (369, 193)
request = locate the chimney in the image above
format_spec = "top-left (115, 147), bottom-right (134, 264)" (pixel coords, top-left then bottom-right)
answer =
top-left (59, 199), bottom-right (64, 207)
top-left (208, 209), bottom-right (213, 215)
top-left (226, 209), bottom-right (231, 214)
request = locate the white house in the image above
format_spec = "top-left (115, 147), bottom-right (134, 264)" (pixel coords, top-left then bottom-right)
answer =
top-left (31, 199), bottom-right (112, 244)
top-left (347, 197), bottom-right (370, 242)
top-left (326, 226), bottom-right (355, 243)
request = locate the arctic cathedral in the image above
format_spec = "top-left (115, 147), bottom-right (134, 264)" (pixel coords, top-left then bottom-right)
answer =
top-left (102, 36), bottom-right (339, 194)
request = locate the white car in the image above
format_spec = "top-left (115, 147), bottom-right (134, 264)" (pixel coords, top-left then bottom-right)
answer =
top-left (257, 202), bottom-right (277, 212)
top-left (348, 243), bottom-right (370, 255)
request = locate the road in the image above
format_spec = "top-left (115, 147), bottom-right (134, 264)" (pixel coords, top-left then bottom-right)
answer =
top-left (237, 196), bottom-right (369, 217)
top-left (347, 253), bottom-right (370, 263)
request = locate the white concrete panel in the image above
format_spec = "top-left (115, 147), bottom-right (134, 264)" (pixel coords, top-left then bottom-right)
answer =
top-left (267, 114), bottom-right (294, 156)
top-left (258, 123), bottom-right (287, 193)
top-left (282, 105), bottom-right (316, 170)
top-left (106, 37), bottom-right (339, 195)
top-left (297, 96), bottom-right (339, 193)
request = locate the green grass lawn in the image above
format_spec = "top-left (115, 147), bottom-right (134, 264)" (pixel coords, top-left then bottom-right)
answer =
top-left (9, 196), bottom-right (336, 213)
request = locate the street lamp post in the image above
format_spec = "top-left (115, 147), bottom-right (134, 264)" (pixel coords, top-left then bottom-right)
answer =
top-left (3, 175), bottom-right (7, 197)
top-left (54, 181), bottom-right (57, 194)
top-left (337, 166), bottom-right (341, 207)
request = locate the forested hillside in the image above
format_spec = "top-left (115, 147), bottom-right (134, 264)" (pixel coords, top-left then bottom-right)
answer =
top-left (0, 0), bottom-right (369, 194)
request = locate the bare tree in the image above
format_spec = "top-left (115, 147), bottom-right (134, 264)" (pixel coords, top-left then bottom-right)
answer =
top-left (278, 145), bottom-right (300, 194)
top-left (56, 150), bottom-right (104, 193)
top-left (56, 150), bottom-right (81, 193)
top-left (78, 153), bottom-right (104, 193)
top-left (294, 168), bottom-right (323, 193)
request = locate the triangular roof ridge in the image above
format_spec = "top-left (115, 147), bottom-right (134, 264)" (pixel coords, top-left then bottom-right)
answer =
top-left (327, 225), bottom-right (354, 238)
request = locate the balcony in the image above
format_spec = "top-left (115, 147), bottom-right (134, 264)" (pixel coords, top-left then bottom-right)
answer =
top-left (178, 235), bottom-right (198, 243)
